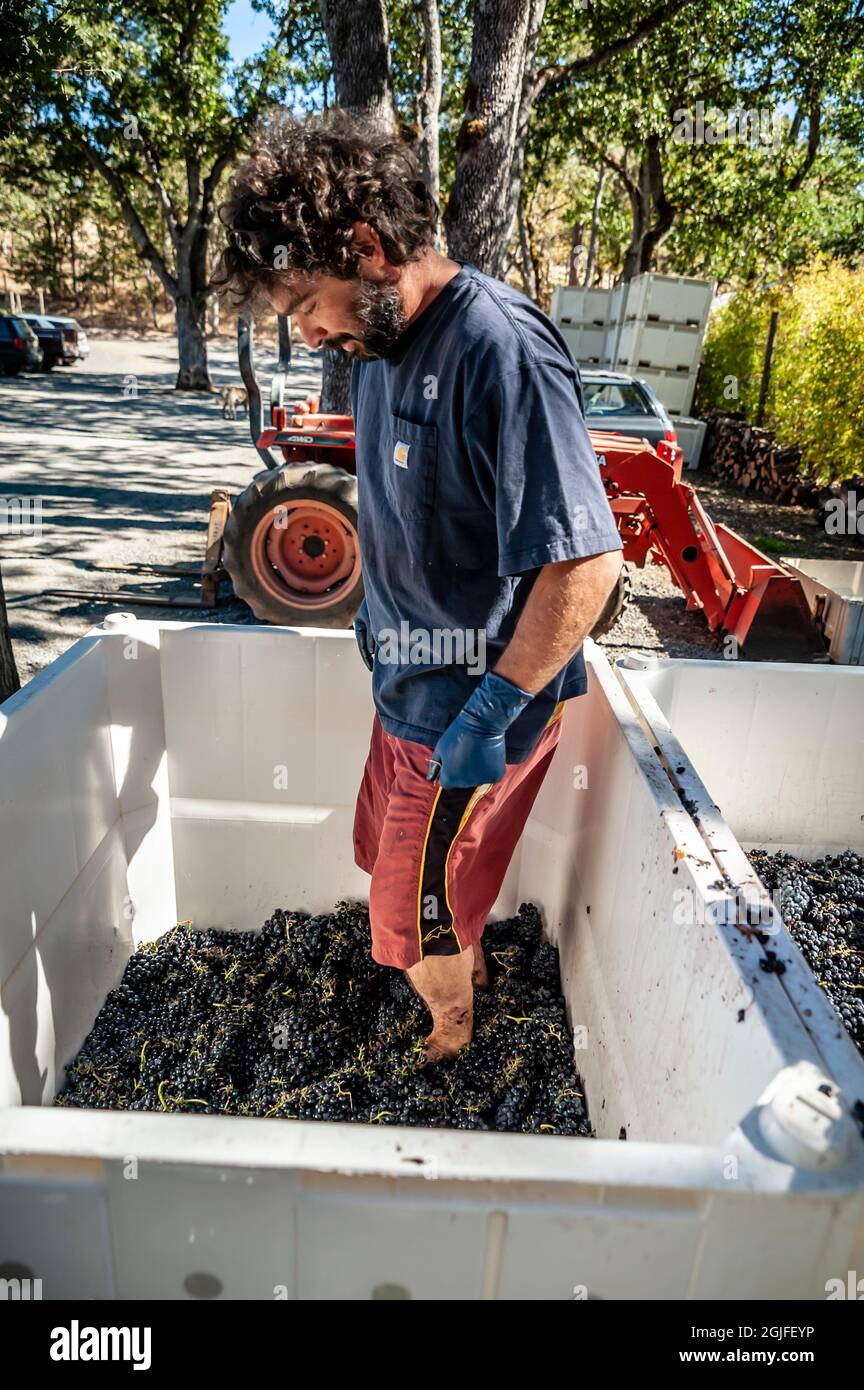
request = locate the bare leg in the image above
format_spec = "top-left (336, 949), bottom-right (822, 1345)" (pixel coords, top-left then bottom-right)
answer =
top-left (406, 950), bottom-right (474, 1064)
top-left (404, 941), bottom-right (488, 997)
top-left (471, 939), bottom-right (490, 989)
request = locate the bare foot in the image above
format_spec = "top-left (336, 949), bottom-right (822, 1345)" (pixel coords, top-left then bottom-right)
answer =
top-left (419, 1006), bottom-right (473, 1066)
top-left (471, 941), bottom-right (490, 990)
top-left (406, 950), bottom-right (474, 1065)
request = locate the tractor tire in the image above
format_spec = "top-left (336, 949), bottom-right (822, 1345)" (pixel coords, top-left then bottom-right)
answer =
top-left (223, 462), bottom-right (363, 627)
top-left (589, 564), bottom-right (633, 639)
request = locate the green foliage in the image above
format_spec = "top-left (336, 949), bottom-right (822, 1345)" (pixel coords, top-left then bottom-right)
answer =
top-left (769, 262), bottom-right (864, 482)
top-left (697, 286), bottom-right (778, 418)
top-left (526, 0), bottom-right (864, 284)
top-left (699, 261), bottom-right (864, 482)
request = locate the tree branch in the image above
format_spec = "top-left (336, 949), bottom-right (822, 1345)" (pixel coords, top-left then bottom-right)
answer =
top-left (786, 97), bottom-right (821, 191)
top-left (535, 0), bottom-right (694, 91)
top-left (601, 150), bottom-right (637, 203)
top-left (134, 120), bottom-right (183, 244)
top-left (55, 94), bottom-right (177, 297)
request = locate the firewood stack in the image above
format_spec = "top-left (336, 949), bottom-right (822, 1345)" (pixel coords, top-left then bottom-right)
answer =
top-left (702, 412), bottom-right (820, 505)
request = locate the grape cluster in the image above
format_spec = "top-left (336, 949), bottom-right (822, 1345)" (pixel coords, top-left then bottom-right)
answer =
top-left (748, 848), bottom-right (864, 1054)
top-left (55, 902), bottom-right (591, 1136)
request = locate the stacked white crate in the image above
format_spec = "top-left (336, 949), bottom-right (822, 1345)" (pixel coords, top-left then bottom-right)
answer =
top-left (604, 274), bottom-right (715, 416)
top-left (550, 285), bottom-right (613, 366)
top-left (550, 276), bottom-right (715, 415)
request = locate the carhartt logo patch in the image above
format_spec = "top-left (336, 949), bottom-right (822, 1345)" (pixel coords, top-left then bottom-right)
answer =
top-left (393, 440), bottom-right (411, 469)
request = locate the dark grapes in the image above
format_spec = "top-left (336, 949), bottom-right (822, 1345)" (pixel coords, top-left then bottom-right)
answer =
top-left (54, 902), bottom-right (591, 1137)
top-left (748, 848), bottom-right (864, 1056)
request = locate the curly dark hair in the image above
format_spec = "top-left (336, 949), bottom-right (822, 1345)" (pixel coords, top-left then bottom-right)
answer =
top-left (212, 109), bottom-right (438, 310)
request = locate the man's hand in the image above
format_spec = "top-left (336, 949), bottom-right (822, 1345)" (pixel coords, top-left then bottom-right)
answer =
top-left (427, 671), bottom-right (533, 789)
top-left (354, 597), bottom-right (376, 671)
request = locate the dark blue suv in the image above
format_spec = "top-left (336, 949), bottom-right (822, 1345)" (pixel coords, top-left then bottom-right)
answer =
top-left (0, 314), bottom-right (43, 374)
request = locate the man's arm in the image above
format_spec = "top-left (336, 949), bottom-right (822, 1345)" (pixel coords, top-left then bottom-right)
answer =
top-left (427, 358), bottom-right (625, 787)
top-left (494, 550), bottom-right (623, 694)
top-left (426, 549), bottom-right (622, 787)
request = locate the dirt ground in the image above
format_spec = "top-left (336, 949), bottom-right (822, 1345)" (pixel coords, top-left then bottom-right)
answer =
top-left (0, 330), bottom-right (857, 685)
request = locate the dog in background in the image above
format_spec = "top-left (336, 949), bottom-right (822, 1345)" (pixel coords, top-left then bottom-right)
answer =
top-left (220, 385), bottom-right (248, 419)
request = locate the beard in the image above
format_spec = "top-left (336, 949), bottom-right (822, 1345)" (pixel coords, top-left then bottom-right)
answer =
top-left (322, 278), bottom-right (408, 360)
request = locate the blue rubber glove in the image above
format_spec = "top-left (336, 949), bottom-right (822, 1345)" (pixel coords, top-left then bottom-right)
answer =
top-left (353, 598), bottom-right (375, 671)
top-left (427, 671), bottom-right (533, 789)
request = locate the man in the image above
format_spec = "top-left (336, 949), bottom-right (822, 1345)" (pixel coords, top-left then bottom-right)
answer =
top-left (216, 111), bottom-right (623, 1065)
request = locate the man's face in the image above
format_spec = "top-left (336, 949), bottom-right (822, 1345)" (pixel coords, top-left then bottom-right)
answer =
top-left (269, 271), bottom-right (407, 360)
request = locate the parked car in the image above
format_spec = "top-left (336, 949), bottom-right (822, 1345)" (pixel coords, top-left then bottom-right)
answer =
top-left (0, 313), bottom-right (43, 374)
top-left (46, 315), bottom-right (90, 363)
top-left (581, 369), bottom-right (678, 449)
top-left (21, 314), bottom-right (65, 371)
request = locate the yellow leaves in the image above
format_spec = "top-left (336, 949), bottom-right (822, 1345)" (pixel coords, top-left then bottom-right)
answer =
top-left (703, 261), bottom-right (864, 483)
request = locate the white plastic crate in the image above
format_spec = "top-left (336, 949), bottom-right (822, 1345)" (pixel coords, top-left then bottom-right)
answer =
top-left (560, 323), bottom-right (607, 363)
top-left (674, 417), bottom-right (709, 469)
top-left (617, 273), bottom-right (715, 327)
top-left (551, 285), bottom-right (611, 326)
top-left (614, 652), bottom-right (864, 1265)
top-left (1, 621), bottom-right (862, 1300)
top-left (615, 320), bottom-right (704, 374)
top-left (781, 559), bottom-right (864, 665)
top-left (616, 655), bottom-right (864, 1078)
top-left (628, 365), bottom-right (698, 416)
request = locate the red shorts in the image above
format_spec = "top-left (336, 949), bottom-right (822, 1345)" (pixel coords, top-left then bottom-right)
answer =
top-left (352, 705), bottom-right (564, 969)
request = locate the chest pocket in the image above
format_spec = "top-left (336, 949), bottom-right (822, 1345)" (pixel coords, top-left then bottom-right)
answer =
top-left (386, 414), bottom-right (438, 522)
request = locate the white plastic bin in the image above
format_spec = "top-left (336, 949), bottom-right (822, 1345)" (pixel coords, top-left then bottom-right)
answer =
top-left (617, 273), bottom-right (715, 327)
top-left (782, 558), bottom-right (864, 665)
top-left (616, 320), bottom-right (704, 374)
top-left (615, 653), bottom-right (864, 1098)
top-left (616, 656), bottom-right (864, 860)
top-left (560, 324), bottom-right (606, 363)
top-left (674, 417), bottom-right (709, 469)
top-left (630, 366), bottom-right (698, 416)
top-left (551, 286), bottom-right (611, 326)
top-left (1, 622), bottom-right (863, 1300)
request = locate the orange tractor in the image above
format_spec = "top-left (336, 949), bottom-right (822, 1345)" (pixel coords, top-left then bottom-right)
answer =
top-left (215, 315), bottom-right (825, 660)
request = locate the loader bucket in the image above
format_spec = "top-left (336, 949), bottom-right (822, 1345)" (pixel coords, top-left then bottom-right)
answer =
top-left (714, 523), bottom-right (829, 661)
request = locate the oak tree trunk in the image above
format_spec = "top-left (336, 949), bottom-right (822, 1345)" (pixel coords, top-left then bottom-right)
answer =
top-left (499, 0), bottom-right (548, 273)
top-left (447, 0), bottom-right (684, 280)
top-left (320, 347), bottom-right (354, 413)
top-left (568, 223), bottom-right (584, 285)
top-left (418, 0), bottom-right (443, 209)
top-left (516, 195), bottom-right (538, 301)
top-left (318, 0), bottom-right (394, 130)
top-left (581, 167), bottom-right (606, 288)
top-left (175, 225), bottom-right (214, 391)
top-left (175, 295), bottom-right (211, 390)
top-left (318, 0), bottom-right (397, 412)
top-left (444, 0), bottom-right (535, 274)
top-left (620, 135), bottom-right (675, 281)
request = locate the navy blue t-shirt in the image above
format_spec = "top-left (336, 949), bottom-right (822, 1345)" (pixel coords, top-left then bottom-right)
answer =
top-left (351, 261), bottom-right (623, 762)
